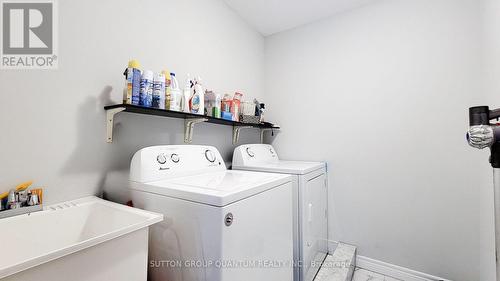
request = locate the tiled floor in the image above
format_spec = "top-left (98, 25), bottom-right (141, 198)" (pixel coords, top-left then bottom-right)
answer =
top-left (314, 243), bottom-right (357, 281)
top-left (352, 268), bottom-right (402, 281)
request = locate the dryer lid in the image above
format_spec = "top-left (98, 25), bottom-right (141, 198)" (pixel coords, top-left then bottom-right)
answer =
top-left (233, 160), bottom-right (325, 175)
top-left (233, 144), bottom-right (324, 175)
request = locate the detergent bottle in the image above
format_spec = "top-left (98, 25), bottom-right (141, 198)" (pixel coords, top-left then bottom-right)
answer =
top-left (190, 76), bottom-right (205, 115)
top-left (170, 73), bottom-right (182, 111)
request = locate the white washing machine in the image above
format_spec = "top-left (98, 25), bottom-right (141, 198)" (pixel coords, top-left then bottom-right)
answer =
top-left (233, 144), bottom-right (328, 281)
top-left (128, 145), bottom-right (294, 281)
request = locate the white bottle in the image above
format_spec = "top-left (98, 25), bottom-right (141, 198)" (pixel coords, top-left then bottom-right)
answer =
top-left (170, 73), bottom-right (182, 112)
top-left (182, 74), bottom-right (193, 113)
top-left (191, 76), bottom-right (205, 115)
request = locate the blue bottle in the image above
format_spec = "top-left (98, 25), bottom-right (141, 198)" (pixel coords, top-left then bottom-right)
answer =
top-left (130, 68), bottom-right (141, 105)
top-left (123, 60), bottom-right (142, 105)
top-left (139, 70), bottom-right (154, 107)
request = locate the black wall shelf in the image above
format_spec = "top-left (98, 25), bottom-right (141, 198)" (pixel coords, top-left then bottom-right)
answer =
top-left (104, 104), bottom-right (280, 143)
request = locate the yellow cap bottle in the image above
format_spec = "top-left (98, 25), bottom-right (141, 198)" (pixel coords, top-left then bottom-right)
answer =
top-left (128, 59), bottom-right (140, 69)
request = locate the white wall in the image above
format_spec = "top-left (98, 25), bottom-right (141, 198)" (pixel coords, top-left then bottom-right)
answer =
top-left (483, 0), bottom-right (500, 104)
top-left (264, 0), bottom-right (489, 280)
top-left (0, 0), bottom-right (264, 205)
top-left (481, 0), bottom-right (500, 280)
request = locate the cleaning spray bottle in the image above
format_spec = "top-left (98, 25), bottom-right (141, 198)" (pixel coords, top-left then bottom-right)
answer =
top-left (190, 76), bottom-right (205, 115)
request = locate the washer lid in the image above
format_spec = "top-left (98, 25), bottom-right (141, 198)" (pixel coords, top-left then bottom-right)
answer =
top-left (233, 160), bottom-right (325, 175)
top-left (130, 170), bottom-right (292, 207)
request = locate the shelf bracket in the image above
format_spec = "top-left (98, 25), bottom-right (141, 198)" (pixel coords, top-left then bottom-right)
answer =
top-left (184, 118), bottom-right (208, 143)
top-left (233, 126), bottom-right (254, 145)
top-left (106, 107), bottom-right (126, 143)
top-left (260, 128), bottom-right (279, 143)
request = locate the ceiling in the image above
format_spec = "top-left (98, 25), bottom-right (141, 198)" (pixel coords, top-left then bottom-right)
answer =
top-left (223, 0), bottom-right (377, 36)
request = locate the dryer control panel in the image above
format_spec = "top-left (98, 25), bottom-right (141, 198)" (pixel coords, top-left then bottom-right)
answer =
top-left (232, 144), bottom-right (279, 166)
top-left (130, 145), bottom-right (226, 183)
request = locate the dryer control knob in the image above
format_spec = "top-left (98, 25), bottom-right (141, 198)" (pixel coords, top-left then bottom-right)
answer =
top-left (171, 153), bottom-right (180, 163)
top-left (205, 149), bottom-right (216, 162)
top-left (157, 154), bottom-right (167, 165)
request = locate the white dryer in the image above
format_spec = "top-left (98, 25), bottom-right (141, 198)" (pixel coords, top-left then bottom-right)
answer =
top-left (233, 144), bottom-right (328, 281)
top-left (128, 145), bottom-right (294, 281)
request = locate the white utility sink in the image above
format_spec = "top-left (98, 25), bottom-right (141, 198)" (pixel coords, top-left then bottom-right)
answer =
top-left (0, 196), bottom-right (163, 281)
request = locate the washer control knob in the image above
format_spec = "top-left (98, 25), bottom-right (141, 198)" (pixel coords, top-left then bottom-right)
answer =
top-left (171, 153), bottom-right (180, 163)
top-left (269, 148), bottom-right (275, 154)
top-left (157, 154), bottom-right (167, 165)
top-left (205, 149), bottom-right (216, 162)
top-left (246, 147), bottom-right (255, 157)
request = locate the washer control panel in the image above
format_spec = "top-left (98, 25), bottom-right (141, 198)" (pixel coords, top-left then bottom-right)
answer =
top-left (130, 145), bottom-right (226, 183)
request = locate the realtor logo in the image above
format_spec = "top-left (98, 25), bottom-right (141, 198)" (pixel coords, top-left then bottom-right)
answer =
top-left (1, 0), bottom-right (58, 69)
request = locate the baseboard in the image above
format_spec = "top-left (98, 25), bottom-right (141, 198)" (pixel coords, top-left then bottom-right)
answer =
top-left (355, 255), bottom-right (450, 281)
